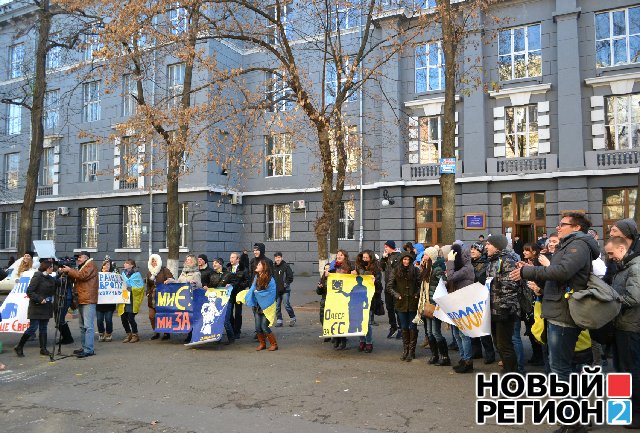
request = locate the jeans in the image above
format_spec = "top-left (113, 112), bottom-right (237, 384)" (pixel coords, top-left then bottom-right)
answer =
top-left (492, 317), bottom-right (517, 373)
top-left (276, 290), bottom-right (295, 321)
top-left (546, 322), bottom-right (581, 382)
top-left (78, 304), bottom-right (96, 355)
top-left (425, 317), bottom-right (445, 342)
top-left (452, 326), bottom-right (473, 361)
top-left (613, 330), bottom-right (640, 422)
top-left (512, 319), bottom-right (525, 373)
top-left (24, 318), bottom-right (49, 336)
top-left (120, 312), bottom-right (138, 334)
top-left (254, 311), bottom-right (271, 334)
top-left (96, 310), bottom-right (113, 334)
top-left (397, 311), bottom-right (417, 331)
top-left (359, 310), bottom-right (374, 344)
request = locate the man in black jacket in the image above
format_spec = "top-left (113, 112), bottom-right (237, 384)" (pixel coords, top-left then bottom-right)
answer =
top-left (380, 240), bottom-right (402, 339)
top-left (209, 257), bottom-right (234, 344)
top-left (273, 252), bottom-right (296, 327)
top-left (197, 254), bottom-right (213, 288)
top-left (227, 252), bottom-right (247, 338)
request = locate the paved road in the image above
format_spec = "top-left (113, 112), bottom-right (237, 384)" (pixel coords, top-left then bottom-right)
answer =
top-left (0, 277), bottom-right (630, 433)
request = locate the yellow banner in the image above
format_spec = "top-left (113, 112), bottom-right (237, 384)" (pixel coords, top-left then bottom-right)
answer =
top-left (322, 274), bottom-right (375, 337)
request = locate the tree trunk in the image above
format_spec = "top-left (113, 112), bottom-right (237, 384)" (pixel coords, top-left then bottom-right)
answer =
top-left (635, 168), bottom-right (640, 228)
top-left (18, 2), bottom-right (51, 255)
top-left (314, 124), bottom-right (333, 271)
top-left (438, 0), bottom-right (457, 245)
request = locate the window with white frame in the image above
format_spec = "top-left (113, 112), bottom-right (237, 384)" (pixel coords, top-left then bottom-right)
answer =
top-left (83, 81), bottom-right (101, 122)
top-left (122, 74), bottom-right (138, 117)
top-left (330, 3), bottom-right (359, 31)
top-left (266, 204), bottom-right (290, 241)
top-left (122, 205), bottom-right (141, 248)
top-left (165, 131), bottom-right (189, 173)
top-left (165, 203), bottom-right (188, 248)
top-left (9, 44), bottom-right (24, 79)
top-left (414, 0), bottom-right (437, 8)
top-left (7, 102), bottom-right (21, 135)
top-left (265, 133), bottom-right (293, 177)
top-left (46, 46), bottom-right (61, 70)
top-left (119, 137), bottom-right (139, 188)
top-left (418, 115), bottom-right (442, 164)
top-left (605, 93), bottom-right (640, 150)
top-left (595, 6), bottom-right (640, 68)
top-left (338, 201), bottom-right (355, 240)
top-left (80, 207), bottom-right (98, 248)
top-left (4, 153), bottom-right (19, 189)
top-left (266, 72), bottom-right (294, 112)
top-left (498, 24), bottom-right (541, 81)
top-left (40, 146), bottom-right (54, 187)
top-left (44, 89), bottom-right (59, 129)
top-left (170, 5), bottom-right (188, 35)
top-left (505, 105), bottom-right (539, 158)
top-left (4, 212), bottom-right (17, 249)
top-left (82, 31), bottom-right (102, 62)
top-left (326, 59), bottom-right (359, 104)
top-left (167, 63), bottom-right (185, 108)
top-left (41, 209), bottom-right (56, 241)
top-left (81, 142), bottom-right (98, 182)
top-left (415, 41), bottom-right (444, 93)
top-left (266, 4), bottom-right (294, 44)
top-left (330, 125), bottom-right (360, 173)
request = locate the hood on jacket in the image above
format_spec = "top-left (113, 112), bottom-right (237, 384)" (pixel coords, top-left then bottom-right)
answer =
top-left (567, 231), bottom-right (601, 261)
top-left (253, 242), bottom-right (266, 258)
top-left (400, 251), bottom-right (414, 264)
top-left (413, 243), bottom-right (425, 264)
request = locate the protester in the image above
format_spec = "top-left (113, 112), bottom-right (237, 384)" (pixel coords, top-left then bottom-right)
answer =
top-left (166, 254), bottom-right (201, 342)
top-left (249, 243), bottom-right (273, 285)
top-left (227, 252), bottom-right (247, 338)
top-left (317, 263), bottom-right (331, 342)
top-left (13, 260), bottom-right (57, 357)
top-left (119, 259), bottom-right (144, 344)
top-left (209, 257), bottom-right (234, 344)
top-left (60, 251), bottom-right (98, 358)
top-left (250, 259), bottom-right (278, 351)
top-left (197, 254), bottom-right (213, 288)
top-left (520, 244), bottom-right (544, 367)
top-left (329, 249), bottom-right (353, 350)
top-left (540, 232), bottom-right (559, 259)
top-left (512, 236), bottom-right (524, 259)
top-left (387, 252), bottom-right (420, 362)
top-left (469, 242), bottom-right (495, 364)
top-left (97, 257), bottom-right (116, 342)
top-left (146, 254), bottom-right (173, 341)
top-left (353, 250), bottom-right (382, 353)
top-left (380, 240), bottom-right (402, 339)
top-left (273, 252), bottom-right (296, 327)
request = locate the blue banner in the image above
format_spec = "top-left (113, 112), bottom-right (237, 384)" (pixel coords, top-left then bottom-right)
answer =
top-left (154, 283), bottom-right (193, 333)
top-left (187, 288), bottom-right (230, 346)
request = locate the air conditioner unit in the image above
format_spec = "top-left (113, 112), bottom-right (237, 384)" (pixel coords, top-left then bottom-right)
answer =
top-left (57, 207), bottom-right (69, 216)
top-left (292, 200), bottom-right (306, 210)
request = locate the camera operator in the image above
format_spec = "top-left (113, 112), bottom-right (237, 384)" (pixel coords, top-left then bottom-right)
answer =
top-left (60, 251), bottom-right (98, 358)
top-left (55, 257), bottom-right (75, 345)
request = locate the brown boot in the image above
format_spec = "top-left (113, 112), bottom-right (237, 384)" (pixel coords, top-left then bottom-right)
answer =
top-left (129, 333), bottom-right (139, 343)
top-left (104, 333), bottom-right (112, 342)
top-left (267, 333), bottom-right (278, 351)
top-left (256, 333), bottom-right (266, 351)
top-left (122, 333), bottom-right (132, 343)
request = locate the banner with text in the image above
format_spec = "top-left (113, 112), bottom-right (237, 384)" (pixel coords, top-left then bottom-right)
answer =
top-left (322, 274), bottom-right (375, 338)
top-left (187, 287), bottom-right (230, 346)
top-left (154, 283), bottom-right (193, 334)
top-left (98, 272), bottom-right (129, 304)
top-left (0, 277), bottom-right (31, 333)
top-left (433, 280), bottom-right (491, 337)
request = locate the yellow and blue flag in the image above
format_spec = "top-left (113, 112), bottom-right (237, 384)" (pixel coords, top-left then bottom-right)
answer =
top-left (236, 277), bottom-right (277, 326)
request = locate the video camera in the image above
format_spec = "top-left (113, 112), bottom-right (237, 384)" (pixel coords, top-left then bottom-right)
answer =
top-left (49, 256), bottom-right (77, 271)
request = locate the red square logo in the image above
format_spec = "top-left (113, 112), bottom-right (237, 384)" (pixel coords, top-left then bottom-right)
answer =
top-left (608, 373), bottom-right (632, 398)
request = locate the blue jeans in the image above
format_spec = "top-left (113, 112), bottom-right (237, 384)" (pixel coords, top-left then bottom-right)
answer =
top-left (276, 291), bottom-right (295, 321)
top-left (513, 319), bottom-right (525, 373)
top-left (78, 304), bottom-right (96, 355)
top-left (613, 330), bottom-right (640, 422)
top-left (547, 322), bottom-right (581, 382)
top-left (359, 310), bottom-right (374, 344)
top-left (452, 326), bottom-right (473, 361)
top-left (25, 318), bottom-right (49, 336)
top-left (254, 311), bottom-right (271, 334)
top-left (96, 310), bottom-right (113, 334)
top-left (424, 317), bottom-right (445, 342)
top-left (397, 311), bottom-right (417, 331)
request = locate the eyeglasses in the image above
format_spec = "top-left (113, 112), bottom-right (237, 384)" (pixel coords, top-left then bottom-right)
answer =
top-left (556, 222), bottom-right (573, 228)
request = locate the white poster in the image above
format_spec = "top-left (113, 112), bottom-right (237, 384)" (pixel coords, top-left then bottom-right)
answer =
top-left (0, 276), bottom-right (31, 333)
top-left (433, 280), bottom-right (491, 337)
top-left (98, 272), bottom-right (129, 304)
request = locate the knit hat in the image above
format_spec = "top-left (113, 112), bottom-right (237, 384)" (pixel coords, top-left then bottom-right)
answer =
top-left (213, 257), bottom-right (224, 266)
top-left (198, 254), bottom-right (209, 263)
top-left (486, 234), bottom-right (508, 251)
top-left (470, 242), bottom-right (485, 253)
top-left (440, 245), bottom-right (452, 258)
top-left (384, 240), bottom-right (396, 249)
top-left (424, 246), bottom-right (439, 262)
top-left (613, 218), bottom-right (638, 240)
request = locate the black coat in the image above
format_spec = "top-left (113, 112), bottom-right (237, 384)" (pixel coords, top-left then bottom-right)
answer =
top-left (27, 271), bottom-right (57, 320)
top-left (199, 265), bottom-right (214, 288)
top-left (386, 264), bottom-right (420, 313)
top-left (273, 260), bottom-right (294, 295)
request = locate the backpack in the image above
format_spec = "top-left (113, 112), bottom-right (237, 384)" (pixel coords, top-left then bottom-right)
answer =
top-left (567, 273), bottom-right (622, 330)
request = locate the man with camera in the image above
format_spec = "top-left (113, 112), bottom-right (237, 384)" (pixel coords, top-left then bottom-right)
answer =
top-left (60, 251), bottom-right (98, 358)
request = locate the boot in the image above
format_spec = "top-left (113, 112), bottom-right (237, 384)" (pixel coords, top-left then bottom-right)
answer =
top-left (427, 336), bottom-right (439, 364)
top-left (57, 323), bottom-right (74, 345)
top-left (129, 333), bottom-right (139, 343)
top-left (437, 340), bottom-right (451, 366)
top-left (338, 338), bottom-right (347, 350)
top-left (455, 360), bottom-right (474, 374)
top-left (364, 344), bottom-right (373, 353)
top-left (256, 333), bottom-right (266, 351)
top-left (161, 333), bottom-right (170, 340)
top-left (122, 333), bottom-right (132, 343)
top-left (267, 333), bottom-right (278, 351)
top-left (150, 333), bottom-right (160, 340)
top-left (400, 330), bottom-right (410, 361)
top-left (98, 333), bottom-right (105, 342)
top-left (104, 333), bottom-right (112, 342)
top-left (14, 333), bottom-right (30, 357)
top-left (332, 338), bottom-right (340, 349)
top-left (407, 330), bottom-right (418, 362)
top-left (358, 342), bottom-right (366, 352)
top-left (39, 333), bottom-right (51, 356)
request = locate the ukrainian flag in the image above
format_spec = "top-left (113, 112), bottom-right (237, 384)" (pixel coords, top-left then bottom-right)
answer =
top-left (235, 276), bottom-right (277, 326)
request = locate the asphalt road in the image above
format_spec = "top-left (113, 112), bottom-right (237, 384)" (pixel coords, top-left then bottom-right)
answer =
top-left (0, 277), bottom-right (631, 433)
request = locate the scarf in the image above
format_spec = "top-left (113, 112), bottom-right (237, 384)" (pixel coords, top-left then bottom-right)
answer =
top-left (148, 254), bottom-right (162, 280)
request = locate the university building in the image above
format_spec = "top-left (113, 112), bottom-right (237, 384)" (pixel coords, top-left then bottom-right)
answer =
top-left (1, 0), bottom-right (639, 274)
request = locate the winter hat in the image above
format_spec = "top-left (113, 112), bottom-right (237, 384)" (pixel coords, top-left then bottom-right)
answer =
top-left (613, 218), bottom-right (638, 241)
top-left (424, 246), bottom-right (439, 262)
top-left (470, 242), bottom-right (485, 253)
top-left (486, 234), bottom-right (508, 251)
top-left (213, 257), bottom-right (225, 267)
top-left (440, 245), bottom-right (452, 258)
top-left (198, 254), bottom-right (209, 263)
top-left (384, 240), bottom-right (396, 250)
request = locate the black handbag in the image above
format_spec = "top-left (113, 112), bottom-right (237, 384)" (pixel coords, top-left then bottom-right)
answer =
top-left (373, 295), bottom-right (385, 316)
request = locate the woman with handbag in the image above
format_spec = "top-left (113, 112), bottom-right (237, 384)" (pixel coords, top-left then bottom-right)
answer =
top-left (352, 250), bottom-right (382, 353)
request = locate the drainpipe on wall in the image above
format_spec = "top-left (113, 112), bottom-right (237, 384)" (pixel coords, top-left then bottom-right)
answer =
top-left (148, 27), bottom-right (157, 257)
top-left (358, 3), bottom-right (364, 253)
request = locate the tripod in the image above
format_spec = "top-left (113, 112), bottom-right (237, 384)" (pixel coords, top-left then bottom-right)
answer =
top-left (50, 274), bottom-right (74, 361)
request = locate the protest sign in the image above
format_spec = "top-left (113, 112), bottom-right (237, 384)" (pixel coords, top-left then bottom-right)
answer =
top-left (187, 287), bottom-right (230, 346)
top-left (0, 276), bottom-right (31, 333)
top-left (322, 274), bottom-right (374, 338)
top-left (154, 283), bottom-right (193, 333)
top-left (433, 281), bottom-right (491, 337)
top-left (98, 272), bottom-right (129, 304)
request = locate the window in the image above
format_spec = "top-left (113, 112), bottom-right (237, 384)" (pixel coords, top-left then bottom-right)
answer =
top-left (505, 105), bottom-right (538, 158)
top-left (7, 102), bottom-right (21, 135)
top-left (80, 207), bottom-right (98, 249)
top-left (170, 5), bottom-right (188, 35)
top-left (605, 93), bottom-right (640, 150)
top-left (415, 41), bottom-right (444, 93)
top-left (326, 59), bottom-right (359, 104)
top-left (502, 192), bottom-right (546, 245)
top-left (4, 153), bottom-right (19, 189)
top-left (81, 142), bottom-right (98, 182)
top-left (265, 133), bottom-right (293, 177)
top-left (416, 196), bottom-right (442, 245)
top-left (9, 44), bottom-right (24, 79)
top-left (266, 204), bottom-right (290, 241)
top-left (166, 203), bottom-right (189, 248)
top-left (44, 89), bottom-right (59, 129)
top-left (418, 115), bottom-right (441, 164)
top-left (83, 81), bottom-right (101, 122)
top-left (330, 3), bottom-right (359, 31)
top-left (266, 73), bottom-right (294, 112)
top-left (498, 24), bottom-right (541, 81)
top-left (330, 125), bottom-right (360, 173)
top-left (41, 210), bottom-right (56, 241)
top-left (414, 0), bottom-right (437, 8)
top-left (122, 74), bottom-right (138, 117)
top-left (338, 201), bottom-right (355, 240)
top-left (46, 46), bottom-right (61, 70)
top-left (266, 4), bottom-right (294, 44)
top-left (603, 188), bottom-right (637, 234)
top-left (82, 31), bottom-right (102, 61)
top-left (119, 137), bottom-right (138, 189)
top-left (122, 205), bottom-right (141, 248)
top-left (40, 146), bottom-right (54, 187)
top-left (595, 6), bottom-right (640, 68)
top-left (165, 131), bottom-right (189, 173)
top-left (4, 212), bottom-right (17, 249)
top-left (167, 63), bottom-right (185, 108)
